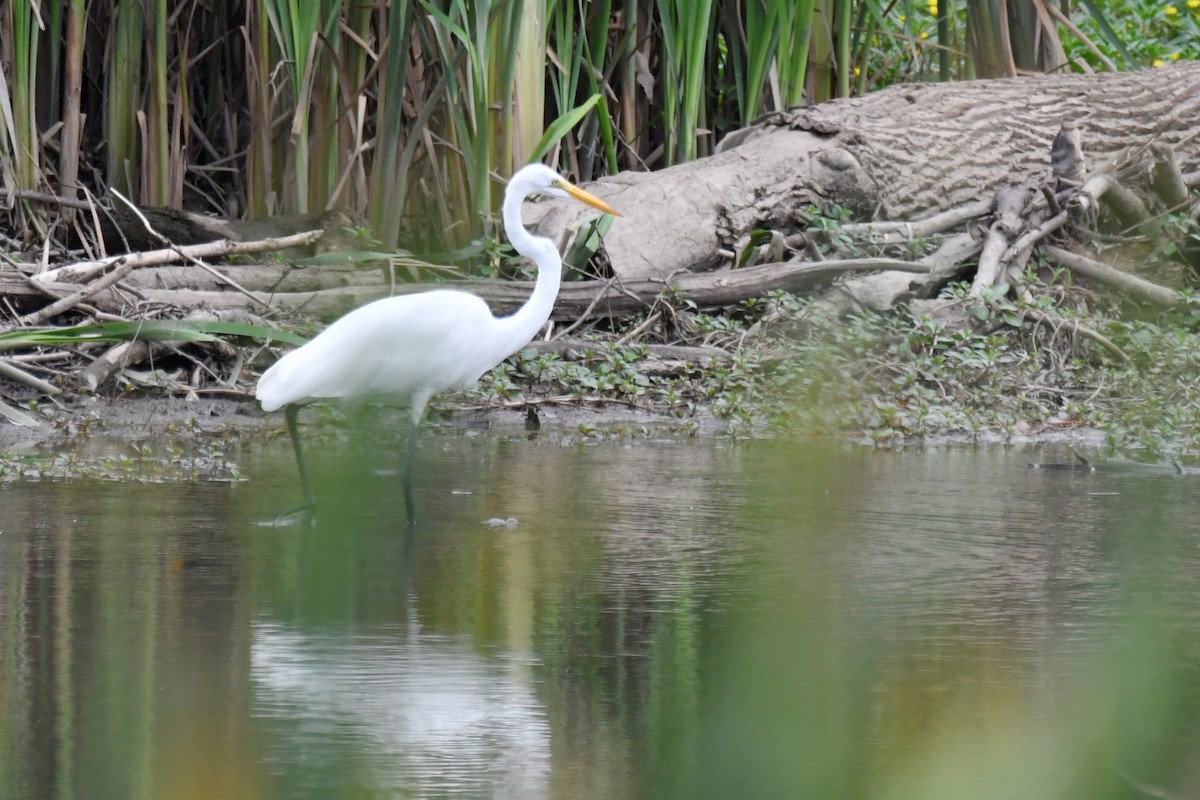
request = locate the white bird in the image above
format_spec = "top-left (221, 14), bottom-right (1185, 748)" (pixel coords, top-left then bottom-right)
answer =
top-left (256, 163), bottom-right (619, 525)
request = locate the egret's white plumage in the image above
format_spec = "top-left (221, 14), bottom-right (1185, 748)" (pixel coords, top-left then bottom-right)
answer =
top-left (256, 290), bottom-right (503, 420)
top-left (256, 163), bottom-right (619, 524)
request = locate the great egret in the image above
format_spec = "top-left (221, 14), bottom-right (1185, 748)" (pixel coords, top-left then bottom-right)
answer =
top-left (256, 163), bottom-right (619, 525)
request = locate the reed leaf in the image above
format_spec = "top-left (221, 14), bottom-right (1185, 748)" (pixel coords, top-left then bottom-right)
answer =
top-left (531, 92), bottom-right (603, 162)
top-left (497, 0), bottom-right (546, 175)
top-left (774, 0), bottom-right (818, 109)
top-left (964, 0), bottom-right (1016, 78)
top-left (106, 0), bottom-right (143, 198)
top-left (146, 0), bottom-right (171, 205)
top-left (835, 0), bottom-right (852, 97)
top-left (366, 0), bottom-right (416, 249)
top-left (261, 0), bottom-right (345, 213)
top-left (546, 0), bottom-right (583, 165)
top-left (0, 321), bottom-right (307, 352)
top-left (573, 0), bottom-right (614, 177)
top-left (593, 92), bottom-right (618, 176)
top-left (0, 42), bottom-right (21, 197)
top-left (1075, 0), bottom-right (1134, 66)
top-left (59, 0), bottom-right (85, 208)
top-left (418, 0), bottom-right (549, 248)
top-left (6, 0), bottom-right (41, 191)
top-left (616, 0), bottom-right (641, 170)
top-left (655, 0), bottom-right (715, 164)
top-left (739, 0), bottom-right (782, 124)
top-left (243, 2), bottom-right (274, 217)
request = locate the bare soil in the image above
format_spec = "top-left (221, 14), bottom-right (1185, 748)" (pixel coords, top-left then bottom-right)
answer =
top-left (0, 391), bottom-right (725, 452)
top-left (0, 390), bottom-right (1108, 460)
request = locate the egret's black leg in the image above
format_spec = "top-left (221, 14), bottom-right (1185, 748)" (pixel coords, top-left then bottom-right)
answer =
top-left (401, 418), bottom-right (419, 527)
top-left (287, 404), bottom-right (317, 512)
top-left (260, 406), bottom-right (317, 526)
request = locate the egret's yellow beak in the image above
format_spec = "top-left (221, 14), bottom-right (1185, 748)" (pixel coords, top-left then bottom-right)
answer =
top-left (559, 180), bottom-right (621, 217)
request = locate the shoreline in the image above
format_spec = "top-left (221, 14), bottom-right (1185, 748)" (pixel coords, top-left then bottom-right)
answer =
top-left (0, 391), bottom-right (1109, 451)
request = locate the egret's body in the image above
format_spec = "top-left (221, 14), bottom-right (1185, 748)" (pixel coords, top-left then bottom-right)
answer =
top-left (256, 290), bottom-right (520, 414)
top-left (256, 163), bottom-right (618, 524)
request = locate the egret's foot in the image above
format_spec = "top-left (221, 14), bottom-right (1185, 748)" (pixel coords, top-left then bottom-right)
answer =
top-left (257, 503), bottom-right (316, 528)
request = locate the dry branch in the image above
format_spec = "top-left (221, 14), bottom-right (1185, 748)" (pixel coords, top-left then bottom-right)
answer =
top-left (1044, 246), bottom-right (1182, 307)
top-left (79, 341), bottom-right (157, 392)
top-left (8, 255), bottom-right (935, 324)
top-left (1023, 307), bottom-right (1128, 362)
top-left (33, 230), bottom-right (324, 285)
top-left (1001, 210), bottom-right (1069, 285)
top-left (21, 257), bottom-right (141, 325)
top-left (971, 185), bottom-right (1028, 295)
top-left (836, 199), bottom-right (993, 244)
top-left (0, 358), bottom-right (62, 395)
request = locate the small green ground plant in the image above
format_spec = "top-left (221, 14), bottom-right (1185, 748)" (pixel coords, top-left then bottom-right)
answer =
top-left (1068, 0), bottom-right (1200, 67)
top-left (468, 271), bottom-right (1200, 458)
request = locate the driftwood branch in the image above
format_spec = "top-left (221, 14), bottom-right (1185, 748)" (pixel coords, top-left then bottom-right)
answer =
top-left (0, 358), bottom-right (63, 395)
top-left (21, 256), bottom-right (140, 325)
top-left (971, 185), bottom-right (1028, 295)
top-left (9, 255), bottom-right (935, 324)
top-left (79, 340), bottom-right (157, 392)
top-left (836, 199), bottom-right (993, 244)
top-left (1044, 245), bottom-right (1183, 307)
top-left (33, 230), bottom-right (324, 285)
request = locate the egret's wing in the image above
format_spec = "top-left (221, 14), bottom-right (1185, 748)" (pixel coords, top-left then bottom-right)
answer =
top-left (255, 291), bottom-right (496, 410)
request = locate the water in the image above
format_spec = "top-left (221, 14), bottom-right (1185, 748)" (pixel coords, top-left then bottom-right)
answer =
top-left (2, 430), bottom-right (1199, 798)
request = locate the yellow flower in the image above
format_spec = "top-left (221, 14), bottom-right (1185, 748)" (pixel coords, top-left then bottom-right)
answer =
top-left (928, 0), bottom-right (938, 15)
top-left (1153, 58), bottom-right (1166, 66)
top-left (1190, 0), bottom-right (1200, 8)
top-left (1170, 52), bottom-right (1182, 59)
top-left (1165, 5), bottom-right (1178, 13)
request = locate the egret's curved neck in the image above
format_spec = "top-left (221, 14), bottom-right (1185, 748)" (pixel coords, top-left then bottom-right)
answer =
top-left (495, 186), bottom-right (561, 353)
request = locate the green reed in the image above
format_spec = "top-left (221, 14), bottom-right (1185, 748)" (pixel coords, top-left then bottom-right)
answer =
top-left (0, 1), bottom-right (1136, 259)
top-left (260, 0), bottom-right (344, 214)
top-left (656, 0), bottom-right (716, 163)
top-left (5, 0), bottom-right (40, 192)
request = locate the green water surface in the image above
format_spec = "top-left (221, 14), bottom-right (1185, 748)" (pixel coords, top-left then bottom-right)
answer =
top-left (2, 433), bottom-right (1198, 799)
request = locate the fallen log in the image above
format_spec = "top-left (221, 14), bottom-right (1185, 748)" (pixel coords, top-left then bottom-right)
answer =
top-left (528, 63), bottom-right (1200, 283)
top-left (14, 255), bottom-right (931, 323)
